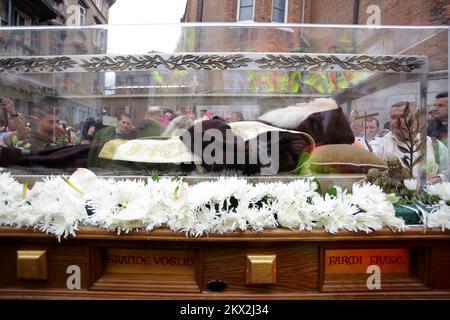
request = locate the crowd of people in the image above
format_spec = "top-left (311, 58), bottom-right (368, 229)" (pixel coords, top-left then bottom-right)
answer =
top-left (1, 93), bottom-right (448, 183)
top-left (0, 102), bottom-right (246, 167)
top-left (349, 92), bottom-right (448, 183)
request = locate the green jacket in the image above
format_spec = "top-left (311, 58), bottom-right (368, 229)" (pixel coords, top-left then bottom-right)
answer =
top-left (87, 126), bottom-right (117, 168)
top-left (135, 120), bottom-right (162, 138)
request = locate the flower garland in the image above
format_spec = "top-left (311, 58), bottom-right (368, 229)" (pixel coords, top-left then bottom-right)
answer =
top-left (1, 168), bottom-right (450, 240)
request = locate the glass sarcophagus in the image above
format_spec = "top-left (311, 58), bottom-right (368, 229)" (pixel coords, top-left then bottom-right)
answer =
top-left (0, 24), bottom-right (449, 299)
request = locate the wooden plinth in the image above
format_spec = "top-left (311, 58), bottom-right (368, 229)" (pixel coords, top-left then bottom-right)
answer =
top-left (0, 226), bottom-right (450, 299)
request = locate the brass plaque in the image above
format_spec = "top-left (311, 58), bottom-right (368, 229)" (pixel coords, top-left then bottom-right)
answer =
top-left (105, 249), bottom-right (196, 276)
top-left (325, 249), bottom-right (410, 274)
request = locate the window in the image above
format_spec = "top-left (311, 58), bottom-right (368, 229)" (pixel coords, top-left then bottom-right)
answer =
top-left (95, 0), bottom-right (103, 12)
top-left (238, 0), bottom-right (254, 22)
top-left (78, 5), bottom-right (86, 25)
top-left (93, 29), bottom-right (106, 53)
top-left (14, 9), bottom-right (31, 26)
top-left (13, 9), bottom-right (31, 53)
top-left (50, 32), bottom-right (64, 55)
top-left (272, 0), bottom-right (287, 23)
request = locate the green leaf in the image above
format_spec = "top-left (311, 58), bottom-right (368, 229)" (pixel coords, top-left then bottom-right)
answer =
top-left (295, 151), bottom-right (311, 174)
top-left (311, 177), bottom-right (321, 194)
top-left (151, 170), bottom-right (160, 182)
top-left (325, 187), bottom-right (337, 197)
top-left (386, 193), bottom-right (400, 204)
top-left (290, 80), bottom-right (300, 93)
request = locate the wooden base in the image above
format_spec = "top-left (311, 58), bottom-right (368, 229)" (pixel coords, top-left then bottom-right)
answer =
top-left (0, 226), bottom-right (450, 299)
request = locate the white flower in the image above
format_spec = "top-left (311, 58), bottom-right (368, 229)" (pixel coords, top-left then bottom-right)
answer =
top-left (86, 178), bottom-right (161, 233)
top-left (427, 202), bottom-right (450, 231)
top-left (404, 179), bottom-right (418, 192)
top-left (69, 168), bottom-right (99, 193)
top-left (0, 171), bottom-right (23, 226)
top-left (25, 176), bottom-right (87, 240)
top-left (245, 205), bottom-right (277, 232)
top-left (425, 182), bottom-right (450, 202)
top-left (348, 183), bottom-right (404, 232)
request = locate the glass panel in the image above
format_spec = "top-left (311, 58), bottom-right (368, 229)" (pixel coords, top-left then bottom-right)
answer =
top-left (273, 0), bottom-right (286, 10)
top-left (272, 9), bottom-right (285, 22)
top-left (0, 24), bottom-right (447, 187)
top-left (240, 0), bottom-right (253, 7)
top-left (239, 7), bottom-right (253, 21)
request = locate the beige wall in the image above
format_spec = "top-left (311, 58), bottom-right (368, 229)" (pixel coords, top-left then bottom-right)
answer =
top-left (65, 0), bottom-right (113, 24)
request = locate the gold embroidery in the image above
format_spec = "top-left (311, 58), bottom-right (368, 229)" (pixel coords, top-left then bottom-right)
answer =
top-left (99, 140), bottom-right (127, 159)
top-left (101, 137), bottom-right (199, 163)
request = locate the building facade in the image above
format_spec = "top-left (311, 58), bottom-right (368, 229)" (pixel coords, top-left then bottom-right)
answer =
top-left (180, 0), bottom-right (448, 129)
top-left (182, 0), bottom-right (449, 25)
top-left (0, 0), bottom-right (114, 26)
top-left (0, 0), bottom-right (115, 127)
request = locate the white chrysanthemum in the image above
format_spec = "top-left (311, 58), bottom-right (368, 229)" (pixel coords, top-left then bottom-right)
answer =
top-left (24, 177), bottom-right (87, 240)
top-left (212, 210), bottom-right (247, 234)
top-left (425, 182), bottom-right (450, 202)
top-left (87, 178), bottom-right (158, 233)
top-left (187, 181), bottom-right (218, 208)
top-left (333, 196), bottom-right (359, 232)
top-left (427, 202), bottom-right (450, 231)
top-left (243, 203), bottom-right (277, 232)
top-left (349, 183), bottom-right (386, 211)
top-left (352, 212), bottom-right (384, 233)
top-left (107, 197), bottom-right (158, 232)
top-left (216, 177), bottom-right (249, 200)
top-left (166, 207), bottom-right (198, 234)
top-left (274, 198), bottom-right (316, 231)
top-left (273, 179), bottom-right (319, 231)
top-left (0, 171), bottom-right (23, 226)
top-left (311, 189), bottom-right (360, 233)
top-left (246, 182), bottom-right (276, 204)
top-left (347, 183), bottom-right (404, 232)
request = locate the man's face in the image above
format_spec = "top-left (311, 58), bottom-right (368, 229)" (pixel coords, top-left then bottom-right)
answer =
top-left (117, 116), bottom-right (132, 134)
top-left (351, 120), bottom-right (363, 137)
top-left (38, 114), bottom-right (61, 135)
top-left (390, 105), bottom-right (416, 138)
top-left (365, 119), bottom-right (379, 140)
top-left (145, 107), bottom-right (163, 122)
top-left (434, 97), bottom-right (448, 121)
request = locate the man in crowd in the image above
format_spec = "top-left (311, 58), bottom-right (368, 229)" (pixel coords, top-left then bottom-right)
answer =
top-left (364, 117), bottom-right (380, 141)
top-left (135, 106), bottom-right (163, 138)
top-left (370, 101), bottom-right (447, 183)
top-left (428, 92), bottom-right (448, 146)
top-left (226, 112), bottom-right (245, 122)
top-left (88, 112), bottom-right (135, 168)
top-left (353, 116), bottom-right (380, 150)
top-left (22, 105), bottom-right (62, 152)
